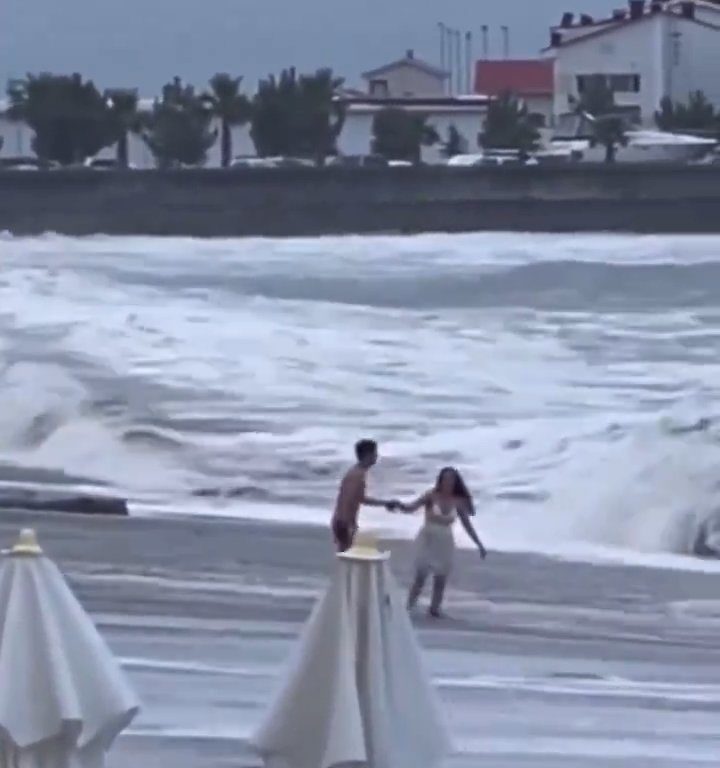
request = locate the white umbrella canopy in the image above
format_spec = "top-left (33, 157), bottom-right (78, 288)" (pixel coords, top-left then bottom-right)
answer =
top-left (252, 532), bottom-right (452, 768)
top-left (0, 529), bottom-right (140, 768)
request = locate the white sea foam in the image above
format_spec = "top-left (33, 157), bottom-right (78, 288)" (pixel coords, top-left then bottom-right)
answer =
top-left (3, 233), bottom-right (720, 570)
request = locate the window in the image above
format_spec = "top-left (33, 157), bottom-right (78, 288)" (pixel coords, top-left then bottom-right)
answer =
top-left (369, 78), bottom-right (389, 97)
top-left (576, 74), bottom-right (641, 94)
top-left (609, 74), bottom-right (641, 93)
top-left (576, 74), bottom-right (607, 94)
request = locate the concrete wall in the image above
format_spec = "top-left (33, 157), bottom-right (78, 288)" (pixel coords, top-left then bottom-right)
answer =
top-left (1, 164), bottom-right (720, 237)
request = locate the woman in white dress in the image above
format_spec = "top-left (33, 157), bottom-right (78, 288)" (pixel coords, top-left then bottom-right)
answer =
top-left (400, 467), bottom-right (486, 618)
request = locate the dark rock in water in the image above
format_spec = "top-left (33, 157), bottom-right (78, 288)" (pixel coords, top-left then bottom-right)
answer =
top-left (0, 488), bottom-right (128, 516)
top-left (668, 417), bottom-right (713, 436)
top-left (503, 439), bottom-right (524, 451)
top-left (692, 517), bottom-right (720, 558)
top-left (192, 485), bottom-right (274, 501)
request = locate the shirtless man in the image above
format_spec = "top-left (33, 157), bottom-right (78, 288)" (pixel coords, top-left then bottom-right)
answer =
top-left (331, 439), bottom-right (397, 552)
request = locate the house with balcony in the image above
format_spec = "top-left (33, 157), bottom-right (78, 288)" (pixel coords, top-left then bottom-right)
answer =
top-left (544, 0), bottom-right (720, 126)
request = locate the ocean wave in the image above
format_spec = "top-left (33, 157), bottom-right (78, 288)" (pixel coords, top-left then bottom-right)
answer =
top-left (2, 233), bottom-right (720, 567)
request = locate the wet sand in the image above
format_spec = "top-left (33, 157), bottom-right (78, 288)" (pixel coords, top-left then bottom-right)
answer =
top-left (1, 509), bottom-right (719, 767)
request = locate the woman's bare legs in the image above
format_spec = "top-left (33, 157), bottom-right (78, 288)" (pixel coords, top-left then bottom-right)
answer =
top-left (429, 575), bottom-right (447, 617)
top-left (407, 569), bottom-right (428, 610)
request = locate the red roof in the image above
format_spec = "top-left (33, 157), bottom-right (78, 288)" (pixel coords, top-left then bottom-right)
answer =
top-left (474, 59), bottom-right (554, 97)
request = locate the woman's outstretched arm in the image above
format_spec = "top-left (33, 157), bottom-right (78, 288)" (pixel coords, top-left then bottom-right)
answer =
top-left (398, 490), bottom-right (431, 514)
top-left (458, 503), bottom-right (487, 557)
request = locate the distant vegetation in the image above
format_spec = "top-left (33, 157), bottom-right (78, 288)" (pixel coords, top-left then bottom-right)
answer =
top-left (573, 77), bottom-right (628, 164)
top-left (251, 68), bottom-right (345, 164)
top-left (656, 91), bottom-right (720, 136)
top-left (4, 70), bottom-right (720, 168)
top-left (5, 69), bottom-right (345, 168)
top-left (371, 108), bottom-right (439, 163)
top-left (480, 91), bottom-right (541, 156)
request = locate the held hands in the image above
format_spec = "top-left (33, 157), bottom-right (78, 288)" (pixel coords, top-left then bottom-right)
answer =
top-left (385, 499), bottom-right (408, 513)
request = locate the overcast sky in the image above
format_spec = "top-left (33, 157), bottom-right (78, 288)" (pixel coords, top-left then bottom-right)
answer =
top-left (1, 0), bottom-right (616, 95)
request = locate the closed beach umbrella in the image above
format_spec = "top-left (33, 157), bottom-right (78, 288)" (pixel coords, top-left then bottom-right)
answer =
top-left (252, 531), bottom-right (452, 768)
top-left (0, 529), bottom-right (140, 768)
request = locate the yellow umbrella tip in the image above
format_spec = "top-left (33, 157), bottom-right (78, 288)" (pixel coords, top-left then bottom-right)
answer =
top-left (10, 528), bottom-right (43, 556)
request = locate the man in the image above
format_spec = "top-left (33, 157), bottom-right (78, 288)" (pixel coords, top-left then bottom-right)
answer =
top-left (331, 439), bottom-right (397, 552)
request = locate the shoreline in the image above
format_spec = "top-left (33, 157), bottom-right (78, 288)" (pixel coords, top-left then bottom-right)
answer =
top-left (1, 506), bottom-right (718, 615)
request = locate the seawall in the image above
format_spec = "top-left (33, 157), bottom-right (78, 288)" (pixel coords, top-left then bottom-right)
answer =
top-left (1, 164), bottom-right (720, 237)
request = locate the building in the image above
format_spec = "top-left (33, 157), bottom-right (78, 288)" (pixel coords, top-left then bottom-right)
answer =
top-left (337, 94), bottom-right (491, 161)
top-left (474, 59), bottom-right (554, 126)
top-left (327, 51), bottom-right (490, 161)
top-left (545, 0), bottom-right (720, 126)
top-left (361, 49), bottom-right (449, 98)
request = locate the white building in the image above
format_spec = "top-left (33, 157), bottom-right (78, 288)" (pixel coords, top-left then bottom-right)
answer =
top-left (333, 51), bottom-right (488, 161)
top-left (337, 95), bottom-right (490, 161)
top-left (545, 0), bottom-right (720, 126)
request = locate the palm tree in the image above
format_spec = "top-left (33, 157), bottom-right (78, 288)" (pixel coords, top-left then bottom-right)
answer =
top-left (207, 73), bottom-right (251, 168)
top-left (589, 115), bottom-right (628, 163)
top-left (480, 92), bottom-right (540, 154)
top-left (105, 88), bottom-right (141, 169)
top-left (574, 78), bottom-right (627, 163)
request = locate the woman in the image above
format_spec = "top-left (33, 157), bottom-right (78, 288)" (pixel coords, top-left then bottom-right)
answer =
top-left (400, 467), bottom-right (486, 618)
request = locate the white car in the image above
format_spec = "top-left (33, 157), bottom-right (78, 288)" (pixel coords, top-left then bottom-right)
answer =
top-left (0, 157), bottom-right (58, 171)
top-left (83, 158), bottom-right (137, 170)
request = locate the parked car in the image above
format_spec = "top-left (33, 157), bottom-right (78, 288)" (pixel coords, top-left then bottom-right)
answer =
top-left (230, 156), bottom-right (315, 169)
top-left (325, 154), bottom-right (388, 168)
top-left (0, 156), bottom-right (58, 171)
top-left (83, 157), bottom-right (137, 170)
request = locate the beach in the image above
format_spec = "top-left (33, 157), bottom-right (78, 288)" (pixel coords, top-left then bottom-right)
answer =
top-left (3, 508), bottom-right (719, 767)
top-left (3, 231), bottom-right (720, 765)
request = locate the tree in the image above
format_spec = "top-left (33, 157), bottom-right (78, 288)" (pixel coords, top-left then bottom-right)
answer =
top-left (575, 76), bottom-right (615, 118)
top-left (250, 67), bottom-right (345, 163)
top-left (7, 73), bottom-right (116, 165)
top-left (371, 108), bottom-right (439, 163)
top-left (105, 88), bottom-right (141, 168)
top-left (207, 73), bottom-right (251, 168)
top-left (656, 91), bottom-right (717, 135)
top-left (575, 78), bottom-right (627, 164)
top-left (442, 124), bottom-right (465, 158)
top-left (589, 116), bottom-right (628, 163)
top-left (480, 92), bottom-right (540, 154)
top-left (142, 77), bottom-right (217, 169)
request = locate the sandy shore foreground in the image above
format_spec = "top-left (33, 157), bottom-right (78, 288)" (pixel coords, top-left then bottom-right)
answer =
top-left (1, 509), bottom-right (719, 767)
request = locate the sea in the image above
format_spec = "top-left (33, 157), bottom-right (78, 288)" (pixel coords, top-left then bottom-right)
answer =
top-left (2, 231), bottom-right (720, 572)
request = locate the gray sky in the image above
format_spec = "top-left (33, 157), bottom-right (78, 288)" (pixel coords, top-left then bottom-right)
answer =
top-left (2, 0), bottom-right (615, 96)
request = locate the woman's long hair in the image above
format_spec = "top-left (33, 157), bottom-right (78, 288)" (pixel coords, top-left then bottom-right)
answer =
top-left (435, 466), bottom-right (475, 515)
